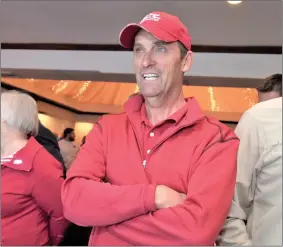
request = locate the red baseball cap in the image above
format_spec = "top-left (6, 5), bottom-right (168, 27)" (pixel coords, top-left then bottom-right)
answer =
top-left (119, 11), bottom-right (192, 51)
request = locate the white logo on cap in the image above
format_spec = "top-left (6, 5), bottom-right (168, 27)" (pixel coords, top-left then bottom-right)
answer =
top-left (140, 13), bottom-right (161, 23)
top-left (14, 159), bottom-right (23, 165)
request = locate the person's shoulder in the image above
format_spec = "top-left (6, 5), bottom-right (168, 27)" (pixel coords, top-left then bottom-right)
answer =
top-left (237, 101), bottom-right (276, 130)
top-left (100, 112), bottom-right (127, 122)
top-left (198, 116), bottom-right (238, 142)
top-left (245, 98), bottom-right (282, 121)
top-left (96, 112), bottom-right (128, 128)
top-left (236, 106), bottom-right (259, 132)
top-left (243, 102), bottom-right (263, 119)
top-left (58, 139), bottom-right (68, 147)
top-left (189, 116), bottom-right (239, 156)
top-left (58, 138), bottom-right (65, 148)
top-left (33, 145), bottom-right (64, 176)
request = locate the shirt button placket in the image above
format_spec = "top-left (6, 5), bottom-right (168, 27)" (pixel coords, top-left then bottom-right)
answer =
top-left (142, 160), bottom-right (147, 167)
top-left (144, 131), bottom-right (154, 168)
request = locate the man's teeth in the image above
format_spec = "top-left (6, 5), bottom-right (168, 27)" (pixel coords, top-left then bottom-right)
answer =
top-left (143, 74), bottom-right (159, 80)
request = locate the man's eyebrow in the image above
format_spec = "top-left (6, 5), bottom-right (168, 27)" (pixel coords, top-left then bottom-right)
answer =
top-left (153, 40), bottom-right (170, 46)
top-left (133, 42), bottom-right (142, 47)
top-left (133, 40), bottom-right (172, 49)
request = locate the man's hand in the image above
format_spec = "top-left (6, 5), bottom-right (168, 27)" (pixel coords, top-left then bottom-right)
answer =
top-left (155, 185), bottom-right (186, 209)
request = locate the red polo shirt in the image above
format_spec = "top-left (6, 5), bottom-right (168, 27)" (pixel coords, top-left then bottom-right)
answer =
top-left (62, 95), bottom-right (239, 246)
top-left (140, 101), bottom-right (189, 166)
top-left (1, 137), bottom-right (69, 246)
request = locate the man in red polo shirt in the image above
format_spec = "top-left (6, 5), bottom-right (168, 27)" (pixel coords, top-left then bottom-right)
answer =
top-left (62, 11), bottom-right (239, 246)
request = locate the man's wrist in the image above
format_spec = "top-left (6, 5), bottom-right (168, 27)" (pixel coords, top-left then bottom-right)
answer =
top-left (145, 184), bottom-right (158, 212)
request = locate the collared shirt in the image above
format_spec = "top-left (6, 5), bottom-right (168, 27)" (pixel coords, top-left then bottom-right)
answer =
top-left (62, 94), bottom-right (239, 246)
top-left (1, 137), bottom-right (69, 246)
top-left (58, 139), bottom-right (78, 170)
top-left (217, 97), bottom-right (282, 246)
top-left (140, 101), bottom-right (188, 166)
top-left (1, 152), bottom-right (17, 165)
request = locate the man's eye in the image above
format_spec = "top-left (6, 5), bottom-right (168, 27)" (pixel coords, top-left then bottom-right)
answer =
top-left (134, 47), bottom-right (143, 53)
top-left (156, 46), bottom-right (166, 52)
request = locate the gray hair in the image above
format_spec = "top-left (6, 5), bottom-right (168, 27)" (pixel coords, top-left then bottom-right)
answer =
top-left (177, 41), bottom-right (188, 59)
top-left (1, 90), bottom-right (39, 137)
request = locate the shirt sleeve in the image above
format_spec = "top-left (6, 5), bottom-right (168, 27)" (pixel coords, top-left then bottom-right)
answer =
top-left (31, 150), bottom-right (69, 246)
top-left (106, 138), bottom-right (239, 245)
top-left (61, 119), bottom-right (157, 227)
top-left (252, 143), bottom-right (282, 245)
top-left (217, 111), bottom-right (259, 246)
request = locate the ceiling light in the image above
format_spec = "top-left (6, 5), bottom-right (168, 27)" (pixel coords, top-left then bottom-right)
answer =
top-left (227, 1), bottom-right (242, 4)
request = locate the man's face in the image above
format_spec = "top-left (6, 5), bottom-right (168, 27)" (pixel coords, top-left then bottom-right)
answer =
top-left (258, 91), bottom-right (281, 103)
top-left (68, 131), bottom-right (75, 142)
top-left (133, 30), bottom-right (192, 99)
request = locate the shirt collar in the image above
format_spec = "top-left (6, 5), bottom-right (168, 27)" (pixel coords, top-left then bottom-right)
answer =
top-left (257, 97), bottom-right (282, 109)
top-left (124, 94), bottom-right (205, 126)
top-left (140, 100), bottom-right (189, 126)
top-left (1, 137), bottom-right (42, 172)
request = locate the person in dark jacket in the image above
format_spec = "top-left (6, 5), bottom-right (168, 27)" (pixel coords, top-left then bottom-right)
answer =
top-left (36, 122), bottom-right (92, 246)
top-left (35, 122), bottom-right (66, 177)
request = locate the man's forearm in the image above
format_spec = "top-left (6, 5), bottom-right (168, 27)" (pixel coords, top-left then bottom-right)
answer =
top-left (108, 204), bottom-right (225, 246)
top-left (62, 178), bottom-right (157, 226)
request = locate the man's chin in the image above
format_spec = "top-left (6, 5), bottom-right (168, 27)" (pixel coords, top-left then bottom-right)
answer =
top-left (140, 91), bottom-right (162, 98)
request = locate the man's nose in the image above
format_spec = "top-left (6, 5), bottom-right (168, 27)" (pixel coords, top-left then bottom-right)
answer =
top-left (141, 52), bottom-right (156, 68)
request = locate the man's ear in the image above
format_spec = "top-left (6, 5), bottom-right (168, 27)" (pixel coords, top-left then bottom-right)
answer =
top-left (182, 51), bottom-right (193, 73)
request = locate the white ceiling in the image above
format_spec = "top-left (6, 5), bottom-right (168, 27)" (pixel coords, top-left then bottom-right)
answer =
top-left (0, 1), bottom-right (282, 46)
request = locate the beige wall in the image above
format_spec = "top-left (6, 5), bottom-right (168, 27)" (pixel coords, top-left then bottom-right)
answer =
top-left (38, 113), bottom-right (74, 138)
top-left (37, 101), bottom-right (101, 146)
top-left (74, 122), bottom-right (94, 146)
top-left (38, 101), bottom-right (76, 140)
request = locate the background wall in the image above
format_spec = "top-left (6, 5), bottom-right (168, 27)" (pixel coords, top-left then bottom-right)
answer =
top-left (2, 50), bottom-right (281, 79)
top-left (74, 122), bottom-right (94, 145)
top-left (38, 113), bottom-right (74, 138)
top-left (37, 101), bottom-right (100, 146)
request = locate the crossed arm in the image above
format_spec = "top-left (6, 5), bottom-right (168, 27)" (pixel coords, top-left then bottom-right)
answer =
top-left (62, 122), bottom-right (238, 245)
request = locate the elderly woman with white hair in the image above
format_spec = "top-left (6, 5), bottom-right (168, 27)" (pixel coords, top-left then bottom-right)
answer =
top-left (1, 90), bottom-right (69, 246)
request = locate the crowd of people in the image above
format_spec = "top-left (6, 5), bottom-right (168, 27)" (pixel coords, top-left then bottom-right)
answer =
top-left (1, 11), bottom-right (282, 246)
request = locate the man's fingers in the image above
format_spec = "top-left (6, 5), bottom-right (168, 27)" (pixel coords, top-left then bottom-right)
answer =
top-left (180, 193), bottom-right (187, 200)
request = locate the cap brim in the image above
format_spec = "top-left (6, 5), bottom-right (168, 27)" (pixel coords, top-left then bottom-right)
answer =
top-left (119, 23), bottom-right (142, 49)
top-left (119, 23), bottom-right (177, 49)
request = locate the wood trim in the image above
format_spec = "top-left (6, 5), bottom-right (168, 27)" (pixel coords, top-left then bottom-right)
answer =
top-left (1, 82), bottom-right (240, 123)
top-left (1, 82), bottom-right (100, 115)
top-left (1, 80), bottom-right (123, 114)
top-left (1, 43), bottom-right (281, 54)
